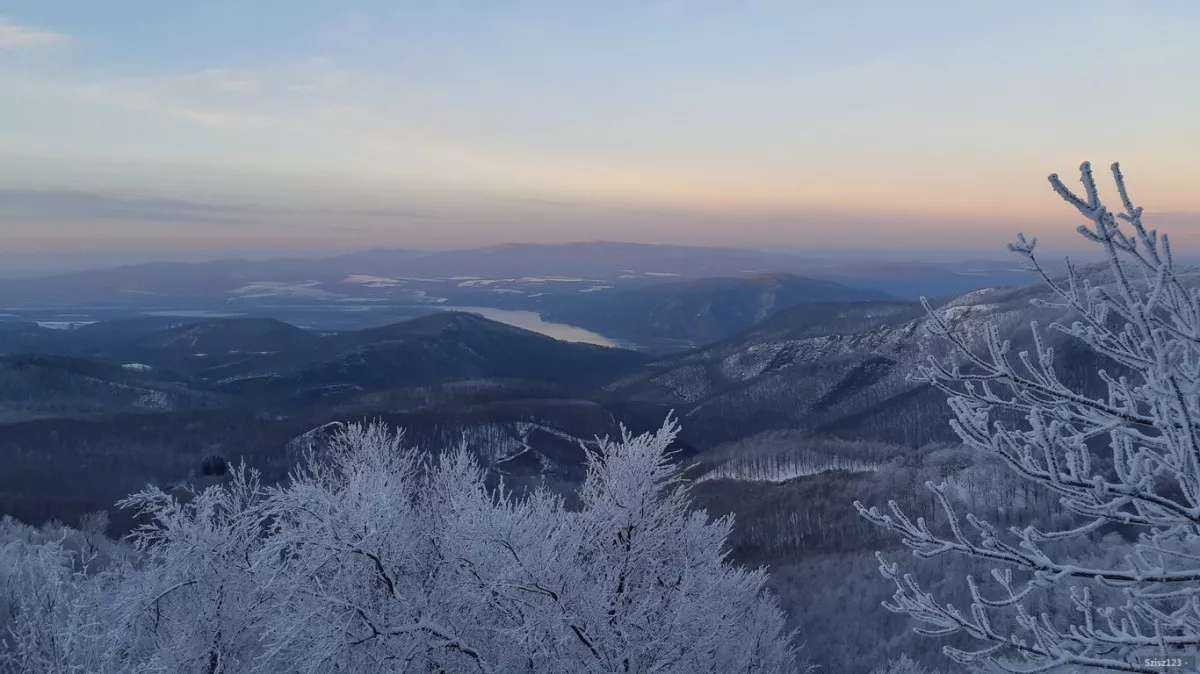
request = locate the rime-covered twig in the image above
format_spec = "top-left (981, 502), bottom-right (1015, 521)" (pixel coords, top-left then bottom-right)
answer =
top-left (857, 162), bottom-right (1200, 672)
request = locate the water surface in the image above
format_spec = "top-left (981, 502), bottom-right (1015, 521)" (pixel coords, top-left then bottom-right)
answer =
top-left (434, 305), bottom-right (623, 347)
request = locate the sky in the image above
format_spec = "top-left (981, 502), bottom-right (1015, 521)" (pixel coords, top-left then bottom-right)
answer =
top-left (1, 1), bottom-right (1199, 265)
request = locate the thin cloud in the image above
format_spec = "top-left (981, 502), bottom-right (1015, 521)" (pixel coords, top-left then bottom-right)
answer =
top-left (0, 189), bottom-right (445, 229)
top-left (339, 207), bottom-right (441, 220)
top-left (69, 62), bottom-right (358, 130)
top-left (465, 193), bottom-right (698, 218)
top-left (0, 17), bottom-right (70, 49)
top-left (0, 189), bottom-right (275, 226)
top-left (76, 83), bottom-right (277, 129)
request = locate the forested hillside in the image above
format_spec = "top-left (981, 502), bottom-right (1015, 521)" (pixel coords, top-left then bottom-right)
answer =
top-left (5, 164), bottom-right (1200, 672)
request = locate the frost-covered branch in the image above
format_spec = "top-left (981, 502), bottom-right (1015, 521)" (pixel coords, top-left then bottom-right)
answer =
top-left (856, 162), bottom-right (1200, 672)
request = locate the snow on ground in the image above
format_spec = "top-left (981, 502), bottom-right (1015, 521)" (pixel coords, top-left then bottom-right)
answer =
top-left (231, 281), bottom-right (342, 300)
top-left (936, 303), bottom-right (1001, 322)
top-left (696, 456), bottom-right (880, 483)
top-left (446, 276), bottom-right (482, 281)
top-left (143, 310), bottom-right (242, 318)
top-left (489, 288), bottom-right (524, 294)
top-left (457, 279), bottom-right (501, 287)
top-left (216, 373), bottom-right (280, 385)
top-left (407, 290), bottom-right (448, 303)
top-left (35, 321), bottom-right (96, 330)
top-left (580, 286), bottom-right (614, 292)
top-left (941, 287), bottom-right (999, 307)
top-left (121, 363), bottom-right (153, 372)
top-left (135, 391), bottom-right (171, 410)
top-left (342, 275), bottom-right (405, 287)
top-left (650, 365), bottom-right (709, 402)
top-left (643, 272), bottom-right (681, 277)
top-left (517, 276), bottom-right (586, 283)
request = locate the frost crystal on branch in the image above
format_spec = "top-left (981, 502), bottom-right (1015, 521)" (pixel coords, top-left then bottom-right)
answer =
top-left (856, 162), bottom-right (1200, 672)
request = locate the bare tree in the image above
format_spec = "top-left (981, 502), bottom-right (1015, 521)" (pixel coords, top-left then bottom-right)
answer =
top-left (856, 162), bottom-right (1200, 672)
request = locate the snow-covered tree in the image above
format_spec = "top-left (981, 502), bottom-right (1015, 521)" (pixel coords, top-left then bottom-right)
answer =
top-left (1, 531), bottom-right (113, 673)
top-left (254, 418), bottom-right (798, 673)
top-left (0, 516), bottom-right (139, 673)
top-left (856, 162), bottom-right (1200, 672)
top-left (110, 462), bottom-right (271, 673)
top-left (869, 653), bottom-right (935, 674)
top-left (1, 419), bottom-right (799, 673)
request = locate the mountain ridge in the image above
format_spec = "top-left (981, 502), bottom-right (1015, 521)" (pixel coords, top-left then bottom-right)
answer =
top-left (537, 272), bottom-right (894, 350)
top-left (0, 242), bottom-right (1046, 312)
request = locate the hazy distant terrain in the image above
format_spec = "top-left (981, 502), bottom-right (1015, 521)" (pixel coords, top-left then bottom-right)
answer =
top-left (0, 242), bottom-right (1047, 360)
top-left (0, 241), bottom-right (1049, 529)
top-left (0, 241), bottom-right (1039, 313)
top-left (0, 243), bottom-right (1071, 672)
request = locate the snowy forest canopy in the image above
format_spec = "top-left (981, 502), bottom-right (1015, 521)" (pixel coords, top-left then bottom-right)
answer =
top-left (0, 419), bottom-right (800, 673)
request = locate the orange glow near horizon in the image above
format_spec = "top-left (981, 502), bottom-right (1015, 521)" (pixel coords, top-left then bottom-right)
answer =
top-left (1, 4), bottom-right (1198, 256)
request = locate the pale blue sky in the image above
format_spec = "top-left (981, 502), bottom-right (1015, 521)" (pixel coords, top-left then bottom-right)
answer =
top-left (2, 1), bottom-right (1199, 258)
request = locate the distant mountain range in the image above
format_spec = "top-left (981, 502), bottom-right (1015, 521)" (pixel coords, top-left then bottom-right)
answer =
top-left (0, 256), bottom-right (1120, 440)
top-left (0, 241), bottom-right (1040, 312)
top-left (0, 253), bottom-right (1101, 436)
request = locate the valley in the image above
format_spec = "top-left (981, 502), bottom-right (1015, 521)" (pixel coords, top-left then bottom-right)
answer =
top-left (0, 243), bottom-right (1128, 672)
